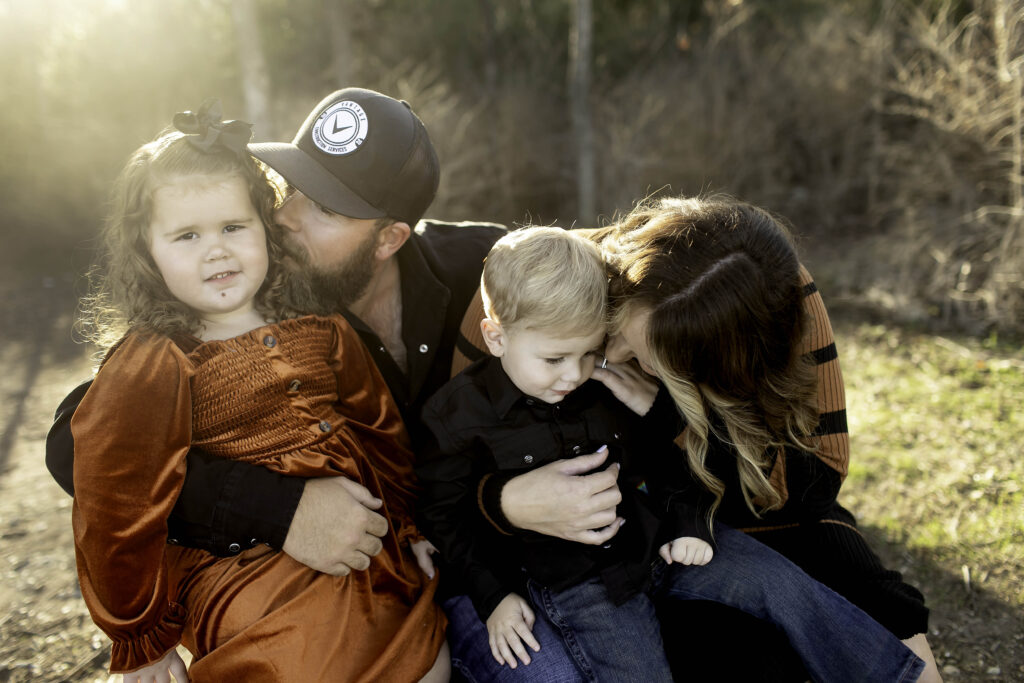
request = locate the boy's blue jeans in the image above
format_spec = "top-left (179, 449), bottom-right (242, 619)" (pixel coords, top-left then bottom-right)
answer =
top-left (446, 525), bottom-right (925, 683)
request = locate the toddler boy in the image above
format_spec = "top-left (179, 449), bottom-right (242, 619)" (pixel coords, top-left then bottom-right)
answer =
top-left (416, 226), bottom-right (713, 678)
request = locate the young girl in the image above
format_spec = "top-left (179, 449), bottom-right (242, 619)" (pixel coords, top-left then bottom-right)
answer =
top-left (71, 102), bottom-right (447, 682)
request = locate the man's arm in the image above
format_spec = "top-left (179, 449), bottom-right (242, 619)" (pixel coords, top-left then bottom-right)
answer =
top-left (47, 381), bottom-right (385, 571)
top-left (45, 380), bottom-right (91, 496)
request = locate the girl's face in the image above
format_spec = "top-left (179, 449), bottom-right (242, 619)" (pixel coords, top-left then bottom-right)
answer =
top-left (605, 307), bottom-right (659, 377)
top-left (148, 174), bottom-right (269, 330)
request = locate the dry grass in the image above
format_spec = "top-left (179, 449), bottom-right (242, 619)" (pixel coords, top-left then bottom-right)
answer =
top-left (835, 317), bottom-right (1024, 680)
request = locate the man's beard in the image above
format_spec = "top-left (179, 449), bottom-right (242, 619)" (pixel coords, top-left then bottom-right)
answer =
top-left (282, 232), bottom-right (378, 315)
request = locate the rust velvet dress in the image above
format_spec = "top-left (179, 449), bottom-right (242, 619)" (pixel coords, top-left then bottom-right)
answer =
top-left (71, 315), bottom-right (446, 681)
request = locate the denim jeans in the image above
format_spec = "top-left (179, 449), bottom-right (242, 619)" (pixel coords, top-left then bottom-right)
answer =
top-left (443, 593), bottom-right (584, 683)
top-left (529, 525), bottom-right (925, 683)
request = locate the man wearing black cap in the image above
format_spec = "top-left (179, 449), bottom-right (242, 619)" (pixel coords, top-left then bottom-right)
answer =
top-left (47, 87), bottom-right (607, 681)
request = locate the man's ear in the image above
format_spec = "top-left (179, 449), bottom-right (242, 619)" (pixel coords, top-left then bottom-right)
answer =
top-left (375, 221), bottom-right (412, 261)
top-left (480, 318), bottom-right (507, 357)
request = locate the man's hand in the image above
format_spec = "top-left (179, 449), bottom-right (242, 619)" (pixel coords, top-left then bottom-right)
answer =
top-left (501, 447), bottom-right (624, 545)
top-left (282, 476), bottom-right (388, 575)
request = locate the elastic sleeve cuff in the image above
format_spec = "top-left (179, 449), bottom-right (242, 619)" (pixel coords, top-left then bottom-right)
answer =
top-left (478, 472), bottom-right (518, 536)
top-left (109, 602), bottom-right (186, 673)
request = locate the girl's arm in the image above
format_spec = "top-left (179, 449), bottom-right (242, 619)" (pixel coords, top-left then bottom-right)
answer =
top-left (47, 381), bottom-right (305, 556)
top-left (71, 333), bottom-right (194, 674)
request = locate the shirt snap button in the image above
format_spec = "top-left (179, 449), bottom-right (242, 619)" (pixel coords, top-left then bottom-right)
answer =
top-left (572, 445), bottom-right (583, 454)
top-left (263, 335), bottom-right (277, 348)
top-left (288, 379), bottom-right (302, 391)
top-left (523, 454), bottom-right (534, 464)
top-left (419, 344), bottom-right (429, 353)
top-left (613, 432), bottom-right (622, 440)
top-left (228, 543), bottom-right (241, 553)
top-left (319, 420), bottom-right (331, 433)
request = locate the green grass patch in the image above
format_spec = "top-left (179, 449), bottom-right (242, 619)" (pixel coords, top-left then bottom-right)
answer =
top-left (834, 319), bottom-right (1024, 613)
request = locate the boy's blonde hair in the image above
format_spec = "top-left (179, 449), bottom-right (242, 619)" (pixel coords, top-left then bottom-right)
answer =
top-left (481, 226), bottom-right (607, 336)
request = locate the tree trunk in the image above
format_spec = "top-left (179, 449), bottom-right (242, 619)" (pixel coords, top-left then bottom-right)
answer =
top-left (568, 0), bottom-right (595, 226)
top-left (231, 0), bottom-right (273, 140)
top-left (324, 0), bottom-right (355, 88)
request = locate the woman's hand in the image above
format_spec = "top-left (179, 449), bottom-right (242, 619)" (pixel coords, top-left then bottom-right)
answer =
top-left (501, 447), bottom-right (625, 545)
top-left (591, 358), bottom-right (659, 416)
top-left (410, 538), bottom-right (438, 579)
top-left (122, 647), bottom-right (188, 683)
top-left (486, 593), bottom-right (541, 668)
top-left (659, 536), bottom-right (714, 566)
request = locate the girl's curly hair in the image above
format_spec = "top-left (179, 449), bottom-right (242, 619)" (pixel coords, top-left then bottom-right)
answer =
top-left (78, 128), bottom-right (294, 348)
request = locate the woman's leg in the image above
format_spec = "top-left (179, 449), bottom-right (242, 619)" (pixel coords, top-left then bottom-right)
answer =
top-left (654, 524), bottom-right (926, 683)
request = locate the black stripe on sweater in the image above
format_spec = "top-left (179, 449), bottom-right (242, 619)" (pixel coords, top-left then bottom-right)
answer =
top-left (811, 342), bottom-right (838, 365)
top-left (455, 332), bottom-right (488, 362)
top-left (813, 409), bottom-right (848, 436)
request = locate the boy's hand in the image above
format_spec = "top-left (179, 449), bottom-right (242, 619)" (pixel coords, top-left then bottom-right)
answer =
top-left (659, 536), bottom-right (714, 566)
top-left (591, 360), bottom-right (659, 416)
top-left (409, 538), bottom-right (438, 579)
top-left (122, 647), bottom-right (188, 683)
top-left (486, 593), bottom-right (541, 668)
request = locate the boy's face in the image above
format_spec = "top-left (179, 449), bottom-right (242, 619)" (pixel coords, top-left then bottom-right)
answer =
top-left (484, 322), bottom-right (606, 404)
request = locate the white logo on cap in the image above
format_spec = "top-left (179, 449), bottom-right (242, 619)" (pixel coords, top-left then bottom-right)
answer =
top-left (311, 101), bottom-right (367, 155)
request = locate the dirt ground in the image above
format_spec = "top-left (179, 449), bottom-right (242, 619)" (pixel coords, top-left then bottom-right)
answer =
top-left (1, 268), bottom-right (1021, 682)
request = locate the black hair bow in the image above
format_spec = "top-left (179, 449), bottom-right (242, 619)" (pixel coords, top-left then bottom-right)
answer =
top-left (172, 99), bottom-right (252, 157)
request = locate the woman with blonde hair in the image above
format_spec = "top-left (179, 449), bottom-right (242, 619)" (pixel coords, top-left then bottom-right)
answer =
top-left (601, 194), bottom-right (941, 682)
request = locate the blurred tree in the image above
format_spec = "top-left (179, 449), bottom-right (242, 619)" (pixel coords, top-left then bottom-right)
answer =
top-left (569, 0), bottom-right (595, 225)
top-left (232, 0), bottom-right (274, 139)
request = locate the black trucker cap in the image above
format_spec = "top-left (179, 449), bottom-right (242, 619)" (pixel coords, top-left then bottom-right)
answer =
top-left (249, 88), bottom-right (439, 224)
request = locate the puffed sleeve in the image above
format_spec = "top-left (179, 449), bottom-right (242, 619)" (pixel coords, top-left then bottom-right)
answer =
top-left (326, 316), bottom-right (421, 539)
top-left (71, 333), bottom-right (194, 673)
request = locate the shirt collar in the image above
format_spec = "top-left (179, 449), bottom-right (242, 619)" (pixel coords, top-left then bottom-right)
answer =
top-left (481, 356), bottom-right (531, 419)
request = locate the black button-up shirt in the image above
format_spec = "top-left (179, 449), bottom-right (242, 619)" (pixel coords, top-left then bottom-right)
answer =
top-left (416, 355), bottom-right (710, 621)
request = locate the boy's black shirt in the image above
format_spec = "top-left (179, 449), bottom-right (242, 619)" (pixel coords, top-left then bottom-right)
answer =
top-left (416, 355), bottom-right (713, 621)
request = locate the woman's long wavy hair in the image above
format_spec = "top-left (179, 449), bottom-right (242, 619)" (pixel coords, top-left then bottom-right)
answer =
top-left (605, 195), bottom-right (819, 527)
top-left (79, 128), bottom-right (292, 348)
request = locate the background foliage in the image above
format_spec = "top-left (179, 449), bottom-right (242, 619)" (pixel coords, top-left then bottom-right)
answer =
top-left (3, 0), bottom-right (1021, 334)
